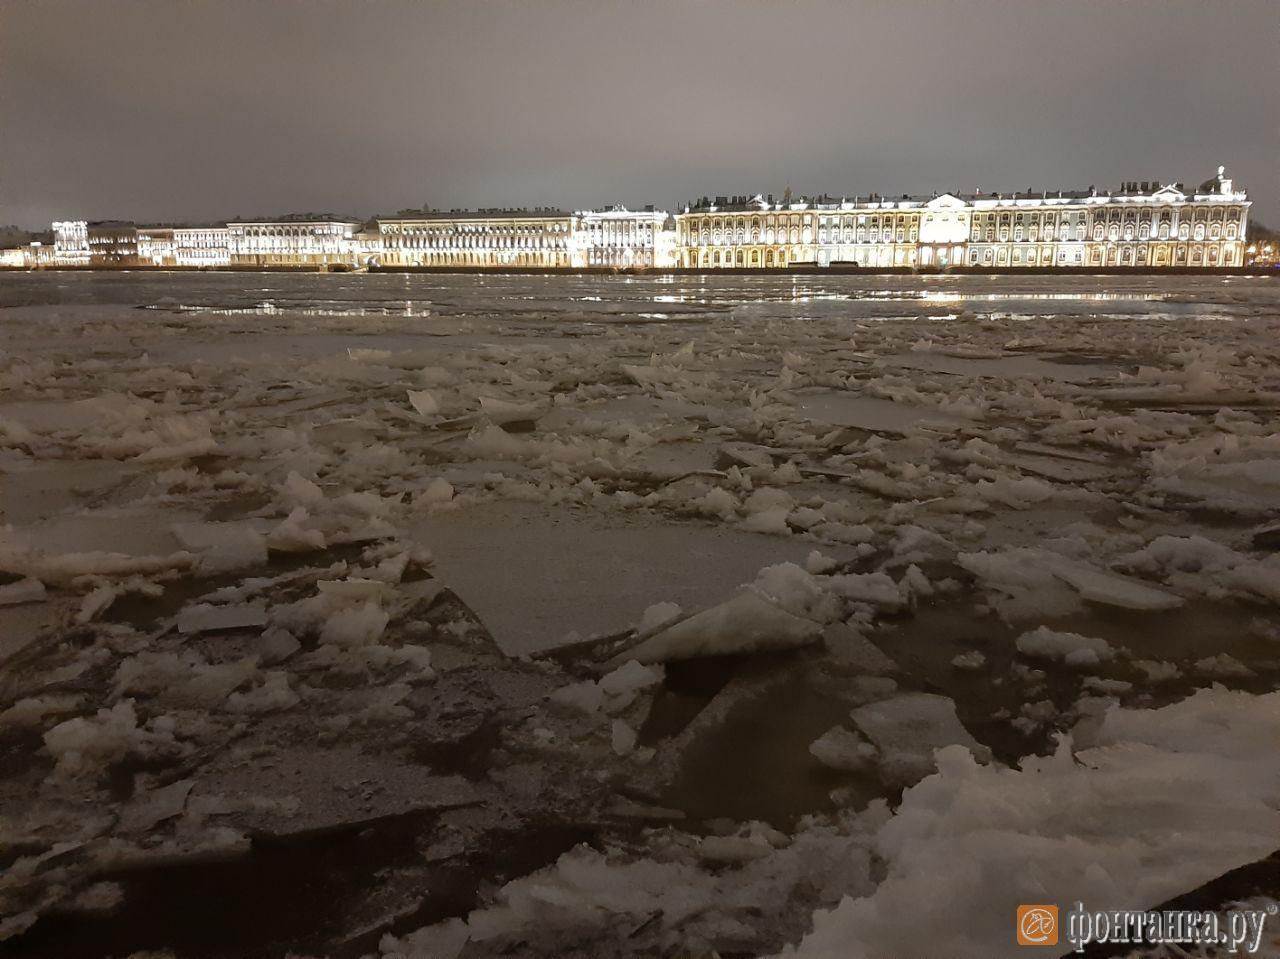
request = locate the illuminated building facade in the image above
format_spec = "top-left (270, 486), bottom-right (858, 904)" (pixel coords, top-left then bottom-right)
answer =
top-left (227, 217), bottom-right (360, 266)
top-left (137, 227), bottom-right (175, 265)
top-left (377, 207), bottom-right (678, 269)
top-left (13, 168), bottom-right (1251, 271)
top-left (676, 195), bottom-right (817, 269)
top-left (52, 220), bottom-right (90, 264)
top-left (377, 210), bottom-right (577, 268)
top-left (175, 227), bottom-right (231, 267)
top-left (576, 207), bottom-right (675, 268)
top-left (676, 168), bottom-right (1249, 269)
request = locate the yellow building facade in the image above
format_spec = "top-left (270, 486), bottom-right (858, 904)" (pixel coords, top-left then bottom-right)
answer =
top-left (676, 169), bottom-right (1249, 269)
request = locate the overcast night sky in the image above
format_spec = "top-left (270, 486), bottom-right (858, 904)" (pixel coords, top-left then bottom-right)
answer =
top-left (1, 0), bottom-right (1276, 230)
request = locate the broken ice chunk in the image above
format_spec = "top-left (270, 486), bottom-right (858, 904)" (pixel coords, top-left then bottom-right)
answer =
top-left (612, 590), bottom-right (823, 665)
top-left (478, 395), bottom-right (545, 423)
top-left (256, 627), bottom-right (301, 665)
top-left (598, 660), bottom-right (664, 700)
top-left (635, 601), bottom-right (682, 635)
top-left (698, 486), bottom-right (740, 520)
top-left (266, 509), bottom-right (326, 553)
top-left (1193, 653), bottom-right (1256, 679)
top-left (950, 650), bottom-right (987, 671)
top-left (407, 389), bottom-right (440, 417)
top-left (280, 471), bottom-right (325, 508)
top-left (225, 672), bottom-right (300, 713)
top-left (414, 477), bottom-right (455, 508)
top-left (805, 550), bottom-right (840, 575)
top-left (825, 571), bottom-right (905, 609)
top-left (172, 521), bottom-right (268, 574)
top-left (76, 585), bottom-right (118, 623)
top-left (549, 662), bottom-right (663, 716)
top-left (549, 680), bottom-right (606, 714)
top-left (751, 562), bottom-right (842, 622)
top-left (118, 778), bottom-right (194, 833)
top-left (611, 719), bottom-right (637, 756)
top-left (850, 692), bottom-right (991, 785)
top-left (742, 487), bottom-right (794, 515)
top-left (319, 600), bottom-right (390, 647)
top-left (1047, 561), bottom-right (1183, 611)
top-left (739, 509), bottom-right (792, 535)
top-left (177, 602), bottom-right (268, 636)
top-left (380, 918), bottom-right (469, 959)
top-left (0, 694), bottom-right (83, 728)
top-left (718, 442), bottom-right (776, 470)
top-left (1133, 659), bottom-right (1180, 683)
top-left (43, 700), bottom-right (186, 778)
top-left (1016, 626), bottom-right (1115, 667)
top-left (809, 725), bottom-right (878, 772)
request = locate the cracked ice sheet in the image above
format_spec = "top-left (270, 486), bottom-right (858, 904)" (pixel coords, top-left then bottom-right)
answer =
top-left (408, 500), bottom-right (855, 655)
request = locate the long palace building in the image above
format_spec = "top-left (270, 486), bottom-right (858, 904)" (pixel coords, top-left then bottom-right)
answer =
top-left (9, 168), bottom-right (1252, 271)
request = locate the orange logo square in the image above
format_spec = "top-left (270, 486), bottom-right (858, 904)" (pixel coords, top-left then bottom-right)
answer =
top-left (1017, 904), bottom-right (1059, 946)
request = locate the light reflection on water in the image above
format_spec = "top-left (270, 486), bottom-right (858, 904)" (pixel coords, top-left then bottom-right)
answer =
top-left (0, 271), bottom-right (1271, 322)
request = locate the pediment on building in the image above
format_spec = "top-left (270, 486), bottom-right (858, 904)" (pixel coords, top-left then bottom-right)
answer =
top-left (925, 193), bottom-right (968, 210)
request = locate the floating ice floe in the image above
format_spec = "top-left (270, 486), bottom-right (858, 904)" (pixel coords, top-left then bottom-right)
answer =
top-left (958, 546), bottom-right (1184, 617)
top-left (1015, 626), bottom-right (1116, 666)
top-left (406, 389), bottom-right (440, 417)
top-left (176, 601), bottom-right (268, 635)
top-left (809, 726), bottom-right (878, 772)
top-left (615, 590), bottom-right (822, 664)
top-left (950, 650), bottom-right (986, 670)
